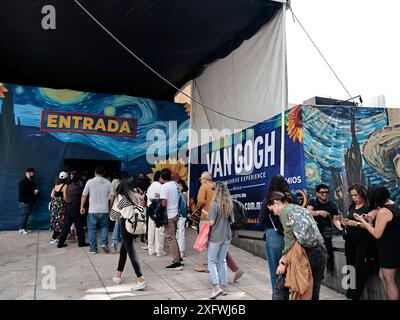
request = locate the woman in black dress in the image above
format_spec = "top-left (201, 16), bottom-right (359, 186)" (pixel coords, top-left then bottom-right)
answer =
top-left (340, 184), bottom-right (375, 300)
top-left (354, 185), bottom-right (400, 300)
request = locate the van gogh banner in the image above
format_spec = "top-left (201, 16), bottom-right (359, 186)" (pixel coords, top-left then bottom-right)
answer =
top-left (190, 106), bottom-right (307, 229)
top-left (0, 83), bottom-right (189, 230)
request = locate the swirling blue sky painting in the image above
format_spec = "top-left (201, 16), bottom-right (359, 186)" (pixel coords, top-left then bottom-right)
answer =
top-left (9, 84), bottom-right (189, 161)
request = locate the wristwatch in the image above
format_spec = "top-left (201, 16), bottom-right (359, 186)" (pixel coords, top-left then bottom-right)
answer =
top-left (356, 222), bottom-right (361, 228)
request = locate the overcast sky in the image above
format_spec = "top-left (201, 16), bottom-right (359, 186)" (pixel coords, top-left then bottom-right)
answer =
top-left (286, 0), bottom-right (400, 107)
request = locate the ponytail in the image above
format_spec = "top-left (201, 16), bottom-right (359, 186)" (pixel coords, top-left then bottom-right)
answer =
top-left (267, 191), bottom-right (290, 206)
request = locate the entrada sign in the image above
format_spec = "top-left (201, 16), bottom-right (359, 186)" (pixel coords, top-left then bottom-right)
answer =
top-left (40, 110), bottom-right (138, 138)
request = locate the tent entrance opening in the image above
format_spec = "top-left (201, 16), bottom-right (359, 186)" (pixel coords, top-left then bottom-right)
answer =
top-left (63, 159), bottom-right (121, 179)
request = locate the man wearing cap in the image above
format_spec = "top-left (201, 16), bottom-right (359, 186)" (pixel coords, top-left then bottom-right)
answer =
top-left (18, 168), bottom-right (39, 234)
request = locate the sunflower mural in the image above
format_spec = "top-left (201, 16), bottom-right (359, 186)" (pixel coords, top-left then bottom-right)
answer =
top-left (148, 159), bottom-right (188, 183)
top-left (286, 105), bottom-right (303, 143)
top-left (0, 83), bottom-right (8, 98)
top-left (184, 102), bottom-right (191, 116)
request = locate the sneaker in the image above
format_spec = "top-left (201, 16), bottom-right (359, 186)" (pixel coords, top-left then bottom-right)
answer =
top-left (111, 243), bottom-right (118, 253)
top-left (90, 250), bottom-right (97, 255)
top-left (112, 277), bottom-right (122, 284)
top-left (19, 229), bottom-right (28, 235)
top-left (50, 239), bottom-right (59, 245)
top-left (101, 245), bottom-right (110, 254)
top-left (222, 291), bottom-right (228, 296)
top-left (166, 262), bottom-right (183, 271)
top-left (131, 281), bottom-right (146, 291)
top-left (195, 266), bottom-right (209, 273)
top-left (174, 258), bottom-right (185, 266)
top-left (233, 270), bottom-right (244, 283)
top-left (156, 251), bottom-right (167, 257)
top-left (210, 287), bottom-right (223, 299)
top-left (57, 243), bottom-right (67, 248)
top-left (141, 246), bottom-right (148, 250)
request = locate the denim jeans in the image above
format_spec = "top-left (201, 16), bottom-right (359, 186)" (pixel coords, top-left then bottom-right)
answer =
top-left (265, 228), bottom-right (284, 294)
top-left (87, 213), bottom-right (109, 252)
top-left (208, 241), bottom-right (230, 288)
top-left (112, 217), bottom-right (121, 246)
top-left (19, 202), bottom-right (33, 230)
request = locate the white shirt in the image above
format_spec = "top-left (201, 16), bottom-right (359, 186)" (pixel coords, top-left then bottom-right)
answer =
top-left (160, 180), bottom-right (179, 219)
top-left (147, 181), bottom-right (162, 206)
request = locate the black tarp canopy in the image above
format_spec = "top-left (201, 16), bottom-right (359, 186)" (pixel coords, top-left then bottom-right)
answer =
top-left (0, 0), bottom-right (282, 101)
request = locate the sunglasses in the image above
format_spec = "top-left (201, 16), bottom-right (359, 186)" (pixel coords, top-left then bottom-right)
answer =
top-left (318, 191), bottom-right (329, 194)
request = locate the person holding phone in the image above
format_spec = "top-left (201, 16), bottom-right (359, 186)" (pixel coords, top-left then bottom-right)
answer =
top-left (354, 185), bottom-right (400, 300)
top-left (340, 184), bottom-right (376, 300)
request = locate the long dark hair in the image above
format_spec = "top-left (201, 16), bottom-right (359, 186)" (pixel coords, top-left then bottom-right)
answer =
top-left (267, 175), bottom-right (297, 204)
top-left (116, 178), bottom-right (142, 204)
top-left (368, 185), bottom-right (390, 210)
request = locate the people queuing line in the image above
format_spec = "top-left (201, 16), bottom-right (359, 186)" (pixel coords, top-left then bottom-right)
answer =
top-left (17, 168), bottom-right (400, 300)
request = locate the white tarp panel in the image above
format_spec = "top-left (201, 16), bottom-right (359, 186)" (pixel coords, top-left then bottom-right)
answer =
top-left (190, 8), bottom-right (287, 149)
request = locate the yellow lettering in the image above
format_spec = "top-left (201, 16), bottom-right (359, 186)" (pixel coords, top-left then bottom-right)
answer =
top-left (72, 116), bottom-right (83, 129)
top-left (59, 115), bottom-right (71, 129)
top-left (119, 121), bottom-right (131, 134)
top-left (47, 114), bottom-right (58, 128)
top-left (107, 119), bottom-right (119, 132)
top-left (93, 118), bottom-right (106, 131)
top-left (83, 117), bottom-right (94, 130)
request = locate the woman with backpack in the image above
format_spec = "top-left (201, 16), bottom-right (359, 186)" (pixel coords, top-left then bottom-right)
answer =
top-left (267, 191), bottom-right (327, 300)
top-left (207, 182), bottom-right (235, 299)
top-left (109, 178), bottom-right (146, 291)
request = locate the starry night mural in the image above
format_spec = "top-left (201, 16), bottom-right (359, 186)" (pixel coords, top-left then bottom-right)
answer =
top-left (0, 83), bottom-right (189, 230)
top-left (302, 105), bottom-right (400, 214)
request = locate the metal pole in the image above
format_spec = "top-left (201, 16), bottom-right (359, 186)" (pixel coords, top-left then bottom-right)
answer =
top-left (280, 3), bottom-right (287, 176)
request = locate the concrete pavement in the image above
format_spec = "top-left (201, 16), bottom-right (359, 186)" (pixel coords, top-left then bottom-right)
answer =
top-left (0, 228), bottom-right (344, 300)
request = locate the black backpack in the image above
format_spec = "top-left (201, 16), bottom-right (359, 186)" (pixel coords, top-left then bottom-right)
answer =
top-left (231, 199), bottom-right (247, 230)
top-left (147, 199), bottom-right (168, 228)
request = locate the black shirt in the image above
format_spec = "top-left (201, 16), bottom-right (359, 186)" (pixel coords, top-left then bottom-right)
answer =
top-left (67, 182), bottom-right (82, 206)
top-left (307, 198), bottom-right (338, 232)
top-left (344, 203), bottom-right (370, 238)
top-left (18, 177), bottom-right (37, 203)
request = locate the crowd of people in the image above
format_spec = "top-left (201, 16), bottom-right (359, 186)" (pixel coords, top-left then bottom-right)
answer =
top-left (17, 167), bottom-right (400, 300)
top-left (258, 177), bottom-right (400, 300)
